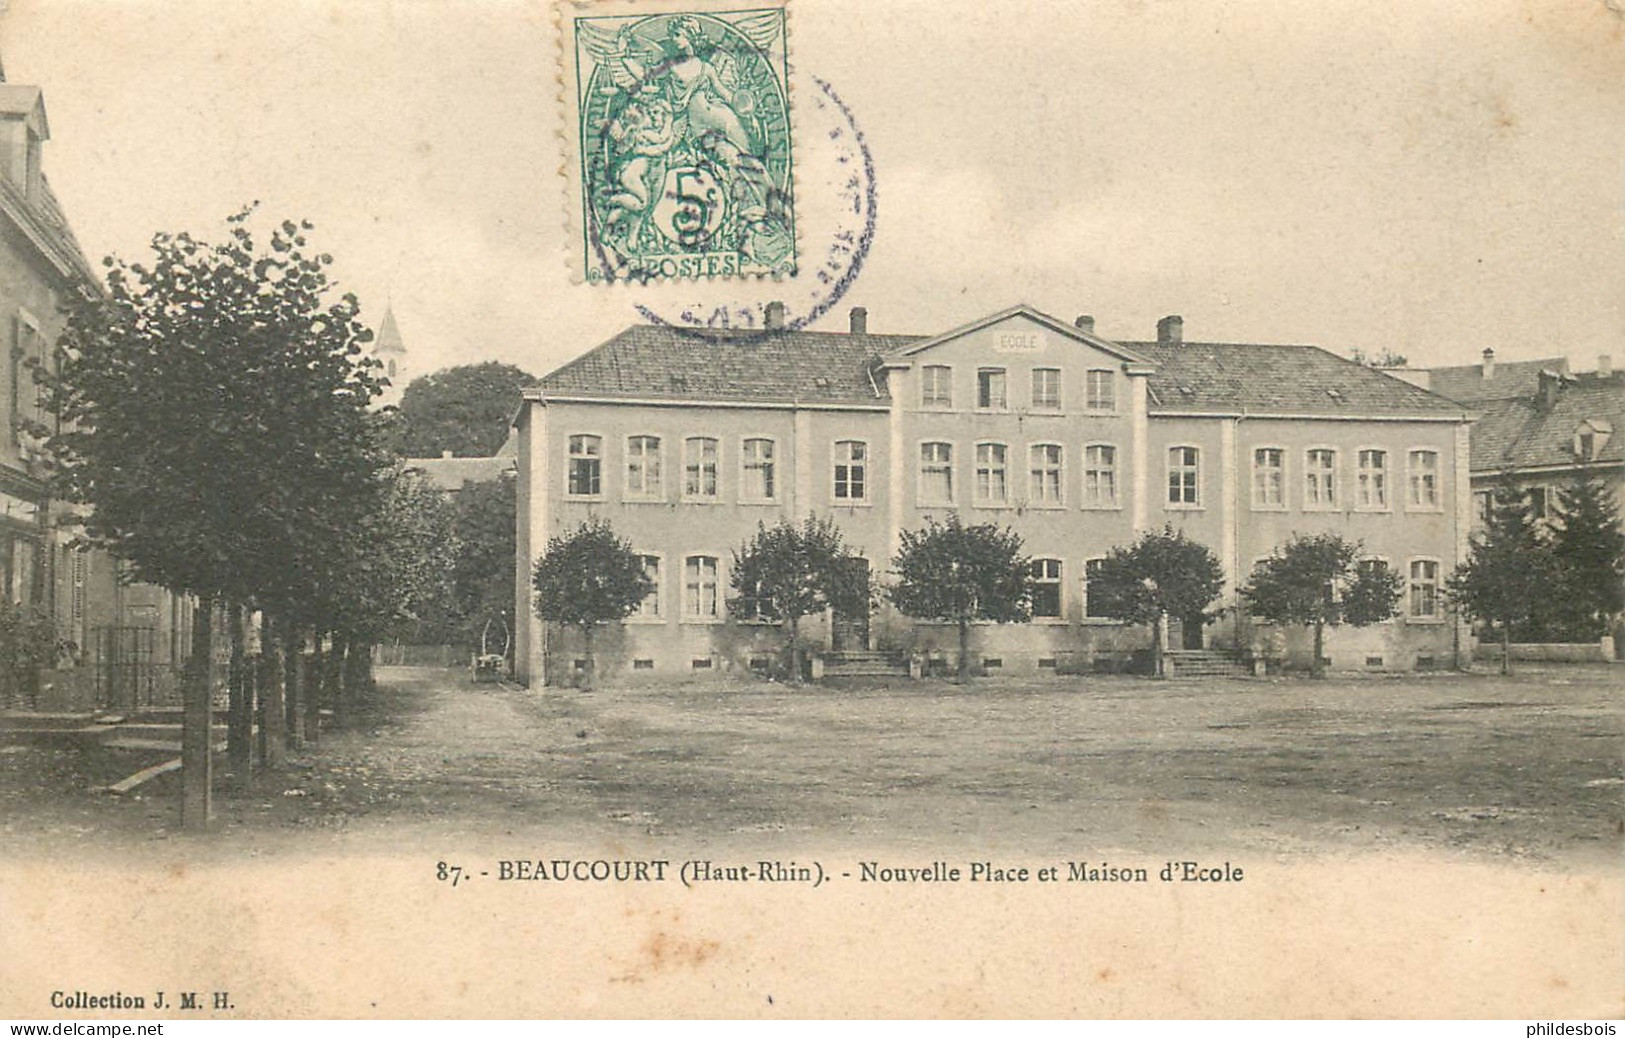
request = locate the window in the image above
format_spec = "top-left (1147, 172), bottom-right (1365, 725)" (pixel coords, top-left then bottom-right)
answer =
top-left (1029, 444), bottom-right (1062, 505)
top-left (1474, 490), bottom-right (1492, 524)
top-left (1084, 558), bottom-right (1112, 619)
top-left (1305, 448), bottom-right (1339, 509)
top-left (1031, 559), bottom-right (1062, 619)
top-left (1408, 559), bottom-right (1441, 620)
top-left (1407, 450), bottom-right (1439, 509)
top-left (741, 438), bottom-right (776, 502)
top-left (684, 436), bottom-right (719, 499)
top-left (1031, 368), bottom-right (1061, 410)
top-left (1084, 444), bottom-right (1117, 508)
top-left (977, 368), bottom-right (1007, 410)
top-left (635, 555), bottom-right (663, 618)
top-left (1167, 446), bottom-right (1200, 506)
top-left (1356, 449), bottom-right (1387, 510)
top-left (1086, 370), bottom-right (1115, 411)
top-left (975, 442), bottom-right (1009, 504)
top-left (921, 365), bottom-right (952, 407)
top-left (1527, 485), bottom-right (1549, 520)
top-left (567, 435), bottom-right (601, 496)
top-left (1252, 448), bottom-right (1284, 508)
top-left (684, 555), bottom-right (720, 619)
top-left (833, 440), bottom-right (868, 502)
top-left (919, 442), bottom-right (954, 504)
top-left (625, 435), bottom-right (663, 500)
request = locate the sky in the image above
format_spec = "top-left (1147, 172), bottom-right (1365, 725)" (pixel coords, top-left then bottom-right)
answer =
top-left (2, 0), bottom-right (1622, 383)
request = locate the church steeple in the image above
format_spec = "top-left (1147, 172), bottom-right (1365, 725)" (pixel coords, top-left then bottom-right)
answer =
top-left (371, 304), bottom-right (409, 407)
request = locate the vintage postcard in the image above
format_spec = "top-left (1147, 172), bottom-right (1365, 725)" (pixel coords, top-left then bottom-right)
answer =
top-left (1, 0), bottom-right (1622, 1022)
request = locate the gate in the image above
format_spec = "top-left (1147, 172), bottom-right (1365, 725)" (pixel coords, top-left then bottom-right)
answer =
top-left (94, 626), bottom-right (163, 710)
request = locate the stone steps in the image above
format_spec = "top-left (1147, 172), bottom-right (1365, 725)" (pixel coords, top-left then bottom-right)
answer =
top-left (1164, 649), bottom-right (1252, 679)
top-left (820, 650), bottom-right (910, 678)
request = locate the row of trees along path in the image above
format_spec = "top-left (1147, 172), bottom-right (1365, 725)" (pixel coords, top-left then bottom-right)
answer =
top-left (49, 210), bottom-right (456, 829)
top-left (533, 515), bottom-right (1416, 684)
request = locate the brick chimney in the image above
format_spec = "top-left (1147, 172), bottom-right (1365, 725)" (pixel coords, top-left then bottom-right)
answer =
top-left (1537, 369), bottom-right (1563, 408)
top-left (849, 306), bottom-right (867, 335)
top-left (1157, 315), bottom-right (1183, 344)
top-left (1599, 354), bottom-right (1614, 378)
top-left (764, 300), bottom-right (786, 330)
top-left (1074, 315), bottom-right (1095, 334)
top-left (1481, 347), bottom-right (1495, 381)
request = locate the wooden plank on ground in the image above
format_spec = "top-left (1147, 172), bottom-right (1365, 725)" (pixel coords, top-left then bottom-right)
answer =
top-left (104, 757), bottom-right (182, 795)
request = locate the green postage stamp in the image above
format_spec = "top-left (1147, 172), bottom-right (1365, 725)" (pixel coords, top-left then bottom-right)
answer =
top-left (559, 0), bottom-right (795, 283)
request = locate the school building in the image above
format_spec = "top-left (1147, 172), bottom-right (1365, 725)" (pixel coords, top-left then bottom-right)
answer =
top-left (513, 303), bottom-right (1475, 684)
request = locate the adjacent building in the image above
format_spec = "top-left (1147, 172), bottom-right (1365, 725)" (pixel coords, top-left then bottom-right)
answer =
top-left (514, 304), bottom-right (1476, 684)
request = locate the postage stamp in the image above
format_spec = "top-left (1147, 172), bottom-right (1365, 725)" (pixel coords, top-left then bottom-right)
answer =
top-left (558, 0), bottom-right (795, 284)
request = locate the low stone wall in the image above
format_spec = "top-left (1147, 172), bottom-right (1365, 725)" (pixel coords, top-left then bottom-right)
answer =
top-left (1472, 638), bottom-right (1615, 663)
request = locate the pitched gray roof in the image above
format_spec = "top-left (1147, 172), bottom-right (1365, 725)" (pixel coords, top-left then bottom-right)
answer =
top-left (405, 454), bottom-right (515, 492)
top-left (1125, 341), bottom-right (1469, 418)
top-left (1428, 357), bottom-right (1566, 404)
top-left (1468, 373), bottom-right (1625, 472)
top-left (538, 320), bottom-right (1471, 418)
top-left (539, 325), bottom-right (915, 404)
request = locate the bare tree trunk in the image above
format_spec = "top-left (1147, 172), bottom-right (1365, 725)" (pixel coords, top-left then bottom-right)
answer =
top-left (180, 593), bottom-right (214, 831)
top-left (1501, 624), bottom-right (1512, 676)
top-left (957, 619), bottom-right (970, 683)
top-left (305, 632), bottom-right (324, 745)
top-left (787, 616), bottom-right (801, 684)
top-left (260, 613), bottom-right (285, 769)
top-left (582, 624), bottom-right (595, 691)
top-left (331, 632), bottom-right (350, 730)
top-left (1312, 620), bottom-right (1326, 679)
top-left (226, 603), bottom-right (251, 789)
top-left (284, 625), bottom-right (303, 752)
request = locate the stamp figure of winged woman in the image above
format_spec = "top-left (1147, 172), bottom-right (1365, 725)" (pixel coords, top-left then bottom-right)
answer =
top-left (575, 9), bottom-right (794, 278)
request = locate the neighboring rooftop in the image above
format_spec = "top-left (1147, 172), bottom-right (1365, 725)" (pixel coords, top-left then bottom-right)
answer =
top-left (1468, 371), bottom-right (1625, 473)
top-left (1428, 351), bottom-right (1568, 405)
top-left (404, 452), bottom-right (515, 492)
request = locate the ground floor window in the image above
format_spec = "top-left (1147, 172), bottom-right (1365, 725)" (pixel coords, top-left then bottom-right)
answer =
top-left (1408, 558), bottom-right (1440, 619)
top-left (1031, 558), bottom-right (1062, 618)
top-left (684, 555), bottom-right (720, 619)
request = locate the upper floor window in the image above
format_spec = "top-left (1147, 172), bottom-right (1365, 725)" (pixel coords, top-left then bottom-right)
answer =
top-left (1356, 449), bottom-right (1387, 510)
top-left (1029, 444), bottom-right (1062, 505)
top-left (921, 365), bottom-right (953, 408)
top-left (1574, 420), bottom-right (1612, 460)
top-left (684, 436), bottom-right (719, 499)
top-left (1474, 490), bottom-right (1492, 525)
top-left (1167, 446), bottom-right (1200, 506)
top-left (741, 438), bottom-right (777, 502)
top-left (1408, 559), bottom-right (1441, 620)
top-left (1085, 370), bottom-right (1115, 411)
top-left (975, 442), bottom-right (1009, 504)
top-left (567, 435), bottom-right (601, 497)
top-left (1407, 450), bottom-right (1439, 509)
top-left (919, 442), bottom-right (954, 504)
top-left (833, 440), bottom-right (868, 502)
top-left (1031, 368), bottom-right (1061, 410)
top-left (636, 555), bottom-right (663, 618)
top-left (1084, 444), bottom-right (1118, 508)
top-left (1031, 559), bottom-right (1063, 619)
top-left (1305, 448), bottom-right (1339, 509)
top-left (977, 368), bottom-right (1007, 410)
top-left (625, 435), bottom-right (663, 500)
top-left (1527, 485), bottom-right (1549, 520)
top-left (684, 555), bottom-right (720, 619)
top-left (1252, 447), bottom-right (1284, 509)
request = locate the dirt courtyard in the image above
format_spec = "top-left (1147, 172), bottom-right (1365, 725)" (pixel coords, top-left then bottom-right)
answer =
top-left (5, 663), bottom-right (1620, 864)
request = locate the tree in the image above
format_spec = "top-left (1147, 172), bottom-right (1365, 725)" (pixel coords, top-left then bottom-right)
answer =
top-left (1548, 475), bottom-right (1625, 640)
top-left (1241, 533), bottom-right (1401, 678)
top-left (50, 209), bottom-right (385, 825)
top-left (889, 514), bottom-right (1031, 682)
top-left (385, 362), bottom-right (536, 458)
top-left (1447, 480), bottom-right (1561, 673)
top-left (1350, 347), bottom-right (1409, 368)
top-left (447, 475), bottom-right (518, 654)
top-left (1085, 525), bottom-right (1225, 677)
top-left (729, 516), bottom-right (870, 681)
top-left (532, 518), bottom-right (654, 689)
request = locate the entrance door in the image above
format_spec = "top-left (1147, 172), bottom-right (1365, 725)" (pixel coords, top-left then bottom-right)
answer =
top-left (1181, 611), bottom-right (1206, 650)
top-left (831, 558), bottom-right (870, 651)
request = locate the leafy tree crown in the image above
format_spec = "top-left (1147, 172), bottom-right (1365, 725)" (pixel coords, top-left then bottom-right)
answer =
top-left (729, 516), bottom-right (868, 626)
top-left (888, 514), bottom-right (1031, 624)
top-left (1085, 525), bottom-right (1225, 625)
top-left (532, 517), bottom-right (656, 629)
top-left (1242, 532), bottom-right (1400, 627)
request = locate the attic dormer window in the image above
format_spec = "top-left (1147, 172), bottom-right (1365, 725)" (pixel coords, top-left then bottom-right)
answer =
top-left (1575, 420), bottom-right (1612, 460)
